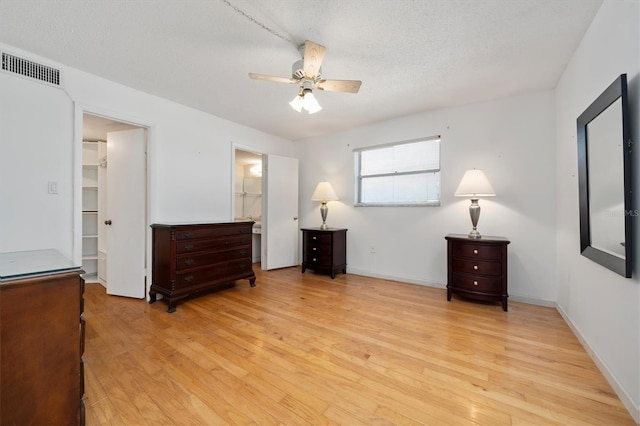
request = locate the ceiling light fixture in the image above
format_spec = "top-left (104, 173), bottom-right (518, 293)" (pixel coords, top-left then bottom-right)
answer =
top-left (289, 88), bottom-right (322, 114)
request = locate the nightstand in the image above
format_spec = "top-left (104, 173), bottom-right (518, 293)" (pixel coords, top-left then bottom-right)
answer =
top-left (301, 228), bottom-right (347, 279)
top-left (445, 234), bottom-right (510, 311)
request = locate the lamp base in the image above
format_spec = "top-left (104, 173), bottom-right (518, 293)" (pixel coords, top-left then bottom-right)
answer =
top-left (468, 229), bottom-right (481, 239)
top-left (468, 198), bottom-right (482, 239)
top-left (319, 202), bottom-right (329, 229)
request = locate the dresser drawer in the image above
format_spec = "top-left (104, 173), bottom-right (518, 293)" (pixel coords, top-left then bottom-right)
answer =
top-left (176, 234), bottom-right (251, 254)
top-left (176, 247), bottom-right (251, 270)
top-left (175, 259), bottom-right (253, 288)
top-left (451, 258), bottom-right (502, 276)
top-left (451, 273), bottom-right (502, 292)
top-left (452, 242), bottom-right (502, 260)
top-left (175, 225), bottom-right (251, 241)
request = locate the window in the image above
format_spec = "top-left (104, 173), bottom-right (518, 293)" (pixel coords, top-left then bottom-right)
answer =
top-left (354, 136), bottom-right (441, 206)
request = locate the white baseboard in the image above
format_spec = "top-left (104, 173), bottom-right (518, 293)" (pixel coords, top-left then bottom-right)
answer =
top-left (346, 267), bottom-right (446, 289)
top-left (557, 304), bottom-right (640, 424)
top-left (345, 268), bottom-right (556, 307)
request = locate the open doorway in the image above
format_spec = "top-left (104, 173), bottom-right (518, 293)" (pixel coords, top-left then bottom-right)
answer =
top-left (81, 113), bottom-right (147, 299)
top-left (234, 149), bottom-right (262, 264)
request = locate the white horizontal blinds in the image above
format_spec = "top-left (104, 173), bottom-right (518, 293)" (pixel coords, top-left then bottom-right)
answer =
top-left (356, 137), bottom-right (441, 205)
top-left (361, 139), bottom-right (439, 176)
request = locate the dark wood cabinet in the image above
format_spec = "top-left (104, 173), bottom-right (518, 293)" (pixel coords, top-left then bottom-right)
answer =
top-left (150, 222), bottom-right (256, 312)
top-left (445, 234), bottom-right (510, 311)
top-left (0, 250), bottom-right (85, 425)
top-left (301, 228), bottom-right (347, 279)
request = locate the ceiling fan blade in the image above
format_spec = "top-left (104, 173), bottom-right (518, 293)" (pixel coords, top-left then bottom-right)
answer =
top-left (249, 73), bottom-right (299, 84)
top-left (303, 40), bottom-right (326, 79)
top-left (316, 79), bottom-right (362, 93)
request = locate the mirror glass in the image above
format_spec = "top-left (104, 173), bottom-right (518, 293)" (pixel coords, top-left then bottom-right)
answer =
top-left (586, 98), bottom-right (625, 258)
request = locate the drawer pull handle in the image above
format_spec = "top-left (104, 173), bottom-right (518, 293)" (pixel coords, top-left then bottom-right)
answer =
top-left (184, 258), bottom-right (195, 266)
top-left (239, 264), bottom-right (247, 270)
top-left (313, 258), bottom-right (317, 262)
top-left (184, 232), bottom-right (194, 238)
top-left (184, 275), bottom-right (194, 283)
top-left (239, 250), bottom-right (247, 256)
top-left (473, 265), bottom-right (478, 270)
top-left (313, 247), bottom-right (317, 251)
top-left (184, 244), bottom-right (194, 251)
top-left (473, 281), bottom-right (478, 286)
top-left (473, 249), bottom-right (478, 255)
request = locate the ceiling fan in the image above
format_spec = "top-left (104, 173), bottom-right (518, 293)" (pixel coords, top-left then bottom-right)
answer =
top-left (249, 40), bottom-right (362, 114)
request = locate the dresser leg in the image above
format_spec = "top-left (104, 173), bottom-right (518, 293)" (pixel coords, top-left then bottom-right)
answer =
top-left (502, 298), bottom-right (508, 312)
top-left (249, 277), bottom-right (256, 287)
top-left (148, 291), bottom-right (157, 304)
top-left (301, 265), bottom-right (306, 273)
top-left (447, 287), bottom-right (452, 301)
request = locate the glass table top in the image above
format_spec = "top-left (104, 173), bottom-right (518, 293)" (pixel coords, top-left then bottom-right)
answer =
top-left (0, 249), bottom-right (81, 281)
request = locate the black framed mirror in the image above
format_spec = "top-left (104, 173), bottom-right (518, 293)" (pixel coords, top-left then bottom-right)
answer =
top-left (577, 74), bottom-right (632, 278)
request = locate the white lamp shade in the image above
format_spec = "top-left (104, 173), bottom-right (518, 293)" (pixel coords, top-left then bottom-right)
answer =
top-left (311, 181), bottom-right (338, 201)
top-left (289, 94), bottom-right (303, 112)
top-left (455, 169), bottom-right (496, 197)
top-left (302, 91), bottom-right (322, 114)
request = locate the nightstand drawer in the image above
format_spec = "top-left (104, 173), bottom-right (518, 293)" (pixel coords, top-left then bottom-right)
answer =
top-left (306, 232), bottom-right (332, 245)
top-left (451, 273), bottom-right (502, 292)
top-left (452, 243), bottom-right (502, 260)
top-left (452, 258), bottom-right (502, 276)
top-left (304, 253), bottom-right (332, 266)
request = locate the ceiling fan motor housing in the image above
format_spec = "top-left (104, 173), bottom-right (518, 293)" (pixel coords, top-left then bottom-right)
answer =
top-left (292, 59), bottom-right (321, 81)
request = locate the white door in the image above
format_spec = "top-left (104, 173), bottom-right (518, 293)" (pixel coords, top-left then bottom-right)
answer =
top-left (263, 154), bottom-right (299, 270)
top-left (105, 128), bottom-right (146, 298)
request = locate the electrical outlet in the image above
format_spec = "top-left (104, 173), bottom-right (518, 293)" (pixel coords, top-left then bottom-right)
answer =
top-left (48, 181), bottom-right (58, 194)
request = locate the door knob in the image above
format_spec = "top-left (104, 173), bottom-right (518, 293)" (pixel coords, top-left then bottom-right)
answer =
top-left (293, 217), bottom-right (298, 220)
top-left (105, 220), bottom-right (112, 225)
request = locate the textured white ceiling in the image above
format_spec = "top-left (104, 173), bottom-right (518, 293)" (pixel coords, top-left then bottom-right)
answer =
top-left (0, 0), bottom-right (602, 141)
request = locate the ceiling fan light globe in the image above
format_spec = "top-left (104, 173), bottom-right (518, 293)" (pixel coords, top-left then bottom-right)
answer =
top-left (302, 91), bottom-right (322, 113)
top-left (289, 95), bottom-right (303, 112)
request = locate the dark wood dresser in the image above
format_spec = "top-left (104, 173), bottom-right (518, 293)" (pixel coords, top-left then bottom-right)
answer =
top-left (150, 221), bottom-right (256, 312)
top-left (0, 249), bottom-right (85, 425)
top-left (301, 228), bottom-right (347, 279)
top-left (445, 234), bottom-right (510, 311)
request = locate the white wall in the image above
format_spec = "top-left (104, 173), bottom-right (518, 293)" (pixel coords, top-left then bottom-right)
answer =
top-left (295, 91), bottom-right (557, 305)
top-left (0, 42), bottom-right (294, 265)
top-left (554, 0), bottom-right (639, 421)
top-left (0, 71), bottom-right (75, 257)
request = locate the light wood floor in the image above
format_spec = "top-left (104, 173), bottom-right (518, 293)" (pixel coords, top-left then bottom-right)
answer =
top-left (83, 266), bottom-right (634, 425)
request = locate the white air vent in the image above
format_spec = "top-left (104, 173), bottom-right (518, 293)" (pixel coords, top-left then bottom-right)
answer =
top-left (1, 51), bottom-right (62, 87)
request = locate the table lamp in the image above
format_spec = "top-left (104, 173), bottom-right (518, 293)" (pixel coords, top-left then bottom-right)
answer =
top-left (311, 181), bottom-right (338, 229)
top-left (455, 169), bottom-right (496, 239)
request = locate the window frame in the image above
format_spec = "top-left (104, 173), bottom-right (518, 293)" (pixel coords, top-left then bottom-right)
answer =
top-left (354, 136), bottom-right (441, 207)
